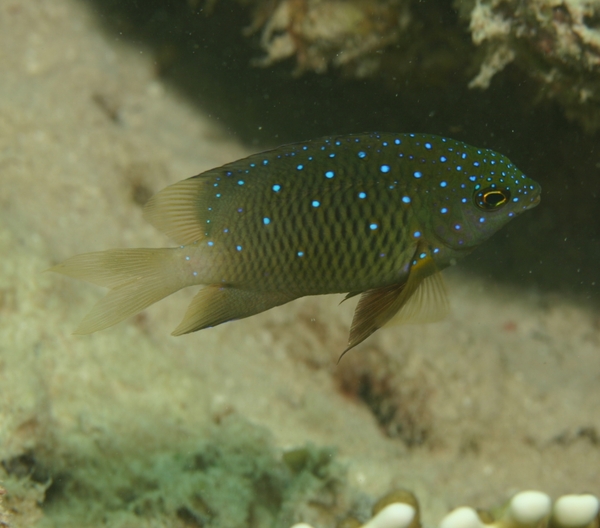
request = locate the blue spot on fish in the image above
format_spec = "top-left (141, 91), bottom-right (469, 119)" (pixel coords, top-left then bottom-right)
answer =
top-left (413, 171), bottom-right (422, 179)
top-left (380, 164), bottom-right (390, 173)
top-left (272, 184), bottom-right (281, 192)
top-left (358, 192), bottom-right (367, 199)
top-left (325, 171), bottom-right (335, 178)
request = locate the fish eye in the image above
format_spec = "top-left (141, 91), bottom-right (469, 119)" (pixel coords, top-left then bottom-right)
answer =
top-left (474, 187), bottom-right (510, 210)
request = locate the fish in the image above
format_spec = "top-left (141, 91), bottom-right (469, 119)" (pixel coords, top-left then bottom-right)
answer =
top-left (51, 133), bottom-right (541, 354)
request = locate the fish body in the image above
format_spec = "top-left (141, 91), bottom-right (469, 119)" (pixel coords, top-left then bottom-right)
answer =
top-left (52, 133), bottom-right (541, 352)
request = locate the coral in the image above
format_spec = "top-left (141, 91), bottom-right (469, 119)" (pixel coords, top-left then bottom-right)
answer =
top-left (459, 0), bottom-right (600, 130)
top-left (221, 0), bottom-right (600, 129)
top-left (291, 490), bottom-right (600, 528)
top-left (247, 0), bottom-right (410, 76)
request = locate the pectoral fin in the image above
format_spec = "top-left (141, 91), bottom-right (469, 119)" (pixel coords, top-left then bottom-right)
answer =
top-left (385, 268), bottom-right (449, 326)
top-left (340, 250), bottom-right (449, 359)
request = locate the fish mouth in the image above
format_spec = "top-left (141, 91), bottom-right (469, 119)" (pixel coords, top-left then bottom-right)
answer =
top-left (521, 187), bottom-right (541, 210)
top-left (529, 191), bottom-right (541, 208)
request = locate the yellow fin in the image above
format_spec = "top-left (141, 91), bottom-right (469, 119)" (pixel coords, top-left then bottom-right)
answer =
top-left (50, 249), bottom-right (178, 288)
top-left (50, 248), bottom-right (186, 334)
top-left (143, 176), bottom-right (209, 245)
top-left (341, 248), bottom-right (447, 358)
top-left (172, 286), bottom-right (295, 336)
top-left (385, 268), bottom-right (449, 326)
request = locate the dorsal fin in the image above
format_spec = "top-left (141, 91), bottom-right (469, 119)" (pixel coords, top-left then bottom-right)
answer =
top-left (143, 176), bottom-right (209, 245)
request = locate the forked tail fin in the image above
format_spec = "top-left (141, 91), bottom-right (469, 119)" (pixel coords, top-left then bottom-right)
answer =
top-left (50, 248), bottom-right (185, 334)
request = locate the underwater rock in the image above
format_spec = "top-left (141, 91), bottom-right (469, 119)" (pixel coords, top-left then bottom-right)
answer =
top-left (250, 0), bottom-right (410, 76)
top-left (459, 0), bottom-right (600, 131)
top-left (0, 487), bottom-right (8, 527)
top-left (223, 0), bottom-right (600, 129)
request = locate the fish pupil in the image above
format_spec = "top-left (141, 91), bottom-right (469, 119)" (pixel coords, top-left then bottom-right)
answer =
top-left (475, 188), bottom-right (510, 210)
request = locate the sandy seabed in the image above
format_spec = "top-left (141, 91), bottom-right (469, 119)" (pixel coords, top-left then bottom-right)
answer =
top-left (0, 1), bottom-right (599, 527)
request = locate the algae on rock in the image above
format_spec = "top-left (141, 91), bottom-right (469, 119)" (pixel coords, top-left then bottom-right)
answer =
top-left (1, 416), bottom-right (359, 528)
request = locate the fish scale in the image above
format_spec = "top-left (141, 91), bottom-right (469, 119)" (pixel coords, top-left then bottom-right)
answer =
top-left (51, 132), bottom-right (541, 354)
top-left (195, 137), bottom-right (424, 292)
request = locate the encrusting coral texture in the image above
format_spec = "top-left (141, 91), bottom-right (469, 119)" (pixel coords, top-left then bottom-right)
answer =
top-left (459, 0), bottom-right (600, 130)
top-left (250, 0), bottom-right (410, 77)
top-left (223, 0), bottom-right (600, 130)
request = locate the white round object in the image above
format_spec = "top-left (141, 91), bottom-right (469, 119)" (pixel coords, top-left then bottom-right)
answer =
top-left (289, 524), bottom-right (315, 528)
top-left (439, 507), bottom-right (484, 528)
top-left (508, 491), bottom-right (552, 524)
top-left (363, 503), bottom-right (416, 528)
top-left (553, 494), bottom-right (599, 527)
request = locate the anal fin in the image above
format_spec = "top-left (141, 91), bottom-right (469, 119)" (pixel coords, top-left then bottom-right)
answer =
top-left (172, 285), bottom-right (296, 336)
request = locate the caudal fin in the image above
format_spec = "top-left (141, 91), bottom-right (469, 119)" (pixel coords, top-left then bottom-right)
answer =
top-left (50, 248), bottom-right (184, 334)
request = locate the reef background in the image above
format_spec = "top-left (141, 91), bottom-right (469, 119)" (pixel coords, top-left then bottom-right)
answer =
top-left (0, 0), bottom-right (599, 527)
